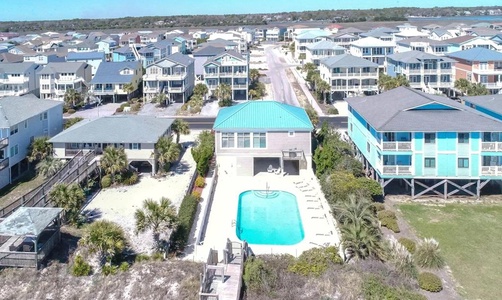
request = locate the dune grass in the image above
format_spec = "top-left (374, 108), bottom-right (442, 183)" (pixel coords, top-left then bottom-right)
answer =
top-left (399, 204), bottom-right (502, 300)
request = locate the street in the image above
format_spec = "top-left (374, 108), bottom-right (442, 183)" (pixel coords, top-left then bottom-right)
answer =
top-left (263, 45), bottom-right (300, 106)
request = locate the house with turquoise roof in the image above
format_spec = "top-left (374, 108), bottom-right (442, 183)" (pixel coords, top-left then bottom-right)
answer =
top-left (213, 101), bottom-right (313, 176)
top-left (347, 87), bottom-right (502, 199)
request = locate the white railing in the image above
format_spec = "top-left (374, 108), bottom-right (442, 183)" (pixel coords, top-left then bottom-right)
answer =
top-left (472, 68), bottom-right (502, 74)
top-left (483, 82), bottom-right (502, 88)
top-left (481, 142), bottom-right (502, 152)
top-left (331, 85), bottom-right (378, 91)
top-left (481, 166), bottom-right (502, 176)
top-left (382, 165), bottom-right (412, 175)
top-left (169, 87), bottom-right (184, 93)
top-left (232, 84), bottom-right (247, 89)
top-left (0, 78), bottom-right (29, 84)
top-left (382, 141), bottom-right (412, 151)
top-left (330, 72), bottom-right (378, 77)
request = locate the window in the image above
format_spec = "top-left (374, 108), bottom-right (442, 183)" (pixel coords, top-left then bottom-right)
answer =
top-left (221, 132), bottom-right (235, 148)
top-left (24, 121), bottom-right (28, 128)
top-left (9, 145), bottom-right (18, 157)
top-left (288, 131), bottom-right (295, 137)
top-left (458, 158), bottom-right (469, 168)
top-left (43, 112), bottom-right (48, 120)
top-left (424, 133), bottom-right (436, 144)
top-left (237, 133), bottom-right (250, 148)
top-left (367, 142), bottom-right (371, 153)
top-left (424, 158), bottom-right (436, 168)
top-left (129, 143), bottom-right (141, 150)
top-left (458, 133), bottom-right (469, 144)
top-left (253, 133), bottom-right (266, 148)
top-left (10, 124), bottom-right (18, 135)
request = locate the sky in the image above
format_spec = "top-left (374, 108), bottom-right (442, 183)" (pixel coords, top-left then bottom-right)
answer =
top-left (0, 0), bottom-right (501, 22)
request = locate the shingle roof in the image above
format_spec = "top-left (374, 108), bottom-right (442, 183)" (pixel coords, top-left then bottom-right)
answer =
top-left (0, 94), bottom-right (62, 128)
top-left (306, 40), bottom-right (345, 51)
top-left (49, 115), bottom-right (174, 143)
top-left (66, 51), bottom-right (105, 61)
top-left (396, 37), bottom-right (451, 46)
top-left (350, 36), bottom-right (395, 47)
top-left (462, 94), bottom-right (502, 117)
top-left (443, 35), bottom-right (476, 44)
top-left (0, 62), bottom-right (36, 73)
top-left (193, 45), bottom-right (226, 57)
top-left (387, 50), bottom-right (456, 63)
top-left (346, 87), bottom-right (502, 132)
top-left (447, 47), bottom-right (502, 62)
top-left (163, 52), bottom-right (194, 66)
top-left (320, 54), bottom-right (378, 68)
top-left (0, 207), bottom-right (63, 237)
top-left (213, 101), bottom-right (313, 131)
top-left (37, 62), bottom-right (86, 75)
top-left (91, 61), bottom-right (140, 84)
top-left (113, 45), bottom-right (133, 54)
top-left (0, 52), bottom-right (23, 63)
top-left (203, 51), bottom-right (245, 66)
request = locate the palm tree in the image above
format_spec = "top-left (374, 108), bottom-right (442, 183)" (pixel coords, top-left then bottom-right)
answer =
top-left (28, 136), bottom-right (53, 163)
top-left (316, 79), bottom-right (331, 104)
top-left (64, 88), bottom-right (81, 108)
top-left (189, 94), bottom-right (204, 108)
top-left (37, 156), bottom-right (65, 178)
top-left (171, 119), bottom-right (190, 144)
top-left (249, 68), bottom-right (261, 84)
top-left (153, 93), bottom-right (168, 107)
top-left (341, 221), bottom-right (384, 261)
top-left (49, 183), bottom-right (85, 225)
top-left (454, 78), bottom-right (471, 95)
top-left (122, 83), bottom-right (135, 101)
top-left (135, 197), bottom-right (177, 250)
top-left (155, 136), bottom-right (180, 173)
top-left (100, 146), bottom-right (128, 183)
top-left (193, 83), bottom-right (209, 100)
top-left (214, 83), bottom-right (232, 107)
top-left (80, 220), bottom-right (127, 264)
top-left (334, 194), bottom-right (378, 228)
top-left (378, 73), bottom-right (409, 91)
top-left (468, 82), bottom-right (489, 96)
top-left (301, 62), bottom-right (316, 74)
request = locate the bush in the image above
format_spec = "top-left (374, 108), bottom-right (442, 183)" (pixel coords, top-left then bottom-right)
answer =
top-left (71, 255), bottom-right (92, 276)
top-left (135, 253), bottom-right (150, 263)
top-left (288, 246), bottom-right (343, 276)
top-left (372, 202), bottom-right (386, 212)
top-left (151, 252), bottom-right (165, 261)
top-left (363, 276), bottom-right (427, 300)
top-left (191, 190), bottom-right (201, 200)
top-left (418, 272), bottom-right (443, 292)
top-left (101, 264), bottom-right (119, 276)
top-left (327, 107), bottom-right (339, 115)
top-left (67, 108), bottom-right (76, 114)
top-left (388, 237), bottom-right (417, 279)
top-left (115, 106), bottom-right (124, 113)
top-left (119, 261), bottom-right (130, 272)
top-left (377, 210), bottom-right (396, 220)
top-left (380, 217), bottom-right (400, 233)
top-left (170, 194), bottom-right (199, 252)
top-left (243, 257), bottom-right (276, 292)
top-left (195, 176), bottom-right (205, 188)
top-left (218, 98), bottom-right (232, 107)
top-left (132, 103), bottom-right (141, 112)
top-left (414, 238), bottom-right (445, 269)
top-left (398, 238), bottom-right (416, 254)
top-left (101, 175), bottom-right (112, 188)
top-left (123, 172), bottom-right (139, 185)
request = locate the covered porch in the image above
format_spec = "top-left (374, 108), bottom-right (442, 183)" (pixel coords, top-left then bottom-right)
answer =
top-left (0, 207), bottom-right (63, 269)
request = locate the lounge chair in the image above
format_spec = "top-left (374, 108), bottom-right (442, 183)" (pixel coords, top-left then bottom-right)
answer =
top-left (267, 165), bottom-right (274, 173)
top-left (274, 167), bottom-right (282, 175)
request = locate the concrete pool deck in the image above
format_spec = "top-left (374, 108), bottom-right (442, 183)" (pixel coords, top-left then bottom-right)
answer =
top-left (190, 171), bottom-right (342, 261)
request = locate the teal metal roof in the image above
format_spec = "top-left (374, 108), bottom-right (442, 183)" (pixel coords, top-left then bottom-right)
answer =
top-left (213, 101), bottom-right (313, 131)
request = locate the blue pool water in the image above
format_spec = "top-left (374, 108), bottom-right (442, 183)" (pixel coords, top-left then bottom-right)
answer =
top-left (236, 190), bottom-right (304, 245)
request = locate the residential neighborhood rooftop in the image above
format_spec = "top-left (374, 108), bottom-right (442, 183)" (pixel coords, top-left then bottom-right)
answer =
top-left (320, 53), bottom-right (379, 68)
top-left (462, 94), bottom-right (502, 116)
top-left (0, 94), bottom-right (62, 127)
top-left (447, 47), bottom-right (502, 61)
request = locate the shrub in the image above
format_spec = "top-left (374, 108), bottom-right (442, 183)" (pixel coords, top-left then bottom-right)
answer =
top-left (218, 98), bottom-right (232, 107)
top-left (101, 175), bottom-right (112, 188)
top-left (132, 103), bottom-right (141, 112)
top-left (327, 107), bottom-right (339, 115)
top-left (101, 264), bottom-right (118, 276)
top-left (115, 106), bottom-right (124, 113)
top-left (195, 176), bottom-right (205, 188)
top-left (414, 238), bottom-right (445, 269)
top-left (119, 262), bottom-right (130, 272)
top-left (398, 237), bottom-right (416, 254)
top-left (71, 255), bottom-right (92, 276)
top-left (288, 246), bottom-right (343, 276)
top-left (243, 257), bottom-right (276, 292)
top-left (135, 253), bottom-right (150, 263)
top-left (388, 237), bottom-right (417, 279)
top-left (363, 276), bottom-right (427, 300)
top-left (191, 190), bottom-right (201, 200)
top-left (372, 202), bottom-right (385, 212)
top-left (377, 210), bottom-right (396, 220)
top-left (67, 108), bottom-right (76, 114)
top-left (170, 194), bottom-right (199, 252)
top-left (380, 217), bottom-right (400, 233)
top-left (123, 172), bottom-right (139, 185)
top-left (151, 252), bottom-right (165, 261)
top-left (418, 272), bottom-right (443, 292)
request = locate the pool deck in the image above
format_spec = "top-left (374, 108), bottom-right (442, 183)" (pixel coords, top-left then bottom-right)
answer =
top-left (192, 170), bottom-right (342, 261)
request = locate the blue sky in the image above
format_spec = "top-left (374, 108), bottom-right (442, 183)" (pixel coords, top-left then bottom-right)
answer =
top-left (1, 0), bottom-right (501, 21)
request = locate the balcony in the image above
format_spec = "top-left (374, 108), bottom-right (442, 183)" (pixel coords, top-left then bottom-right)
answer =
top-left (204, 73), bottom-right (219, 78)
top-left (482, 82), bottom-right (502, 88)
top-left (232, 84), bottom-right (248, 89)
top-left (0, 158), bottom-right (9, 171)
top-left (382, 141), bottom-right (412, 151)
top-left (382, 165), bottom-right (412, 175)
top-left (0, 137), bottom-right (8, 149)
top-left (472, 68), bottom-right (502, 75)
top-left (331, 85), bottom-right (378, 91)
top-left (219, 72), bottom-right (234, 77)
top-left (423, 69), bottom-right (439, 74)
top-left (168, 86), bottom-right (184, 93)
top-left (330, 72), bottom-right (378, 78)
top-left (481, 142), bottom-right (502, 152)
top-left (158, 73), bottom-right (186, 80)
top-left (0, 77), bottom-right (29, 84)
top-left (481, 166), bottom-right (502, 176)
top-left (233, 72), bottom-right (248, 78)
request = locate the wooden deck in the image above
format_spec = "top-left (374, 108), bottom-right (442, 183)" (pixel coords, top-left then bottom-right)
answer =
top-left (217, 259), bottom-right (242, 300)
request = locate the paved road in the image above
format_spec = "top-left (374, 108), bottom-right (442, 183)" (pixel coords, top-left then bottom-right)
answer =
top-left (264, 45), bottom-right (299, 106)
top-left (182, 116), bottom-right (348, 130)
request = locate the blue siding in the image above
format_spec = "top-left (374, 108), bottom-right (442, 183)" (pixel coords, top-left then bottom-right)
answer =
top-left (437, 154), bottom-right (456, 176)
top-left (471, 132), bottom-right (480, 152)
top-left (415, 153), bottom-right (423, 175)
top-left (472, 104), bottom-right (502, 122)
top-left (387, 62), bottom-right (397, 77)
top-left (414, 133), bottom-right (423, 151)
top-left (411, 103), bottom-right (456, 110)
top-left (438, 132), bottom-right (456, 151)
top-left (471, 154), bottom-right (480, 177)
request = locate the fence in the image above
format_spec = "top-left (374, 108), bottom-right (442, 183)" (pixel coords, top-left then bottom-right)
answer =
top-left (196, 165), bottom-right (218, 245)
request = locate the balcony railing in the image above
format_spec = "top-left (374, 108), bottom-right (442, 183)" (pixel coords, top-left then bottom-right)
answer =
top-left (0, 137), bottom-right (8, 149)
top-left (331, 85), bottom-right (378, 91)
top-left (481, 166), bottom-right (502, 176)
top-left (482, 82), bottom-right (502, 88)
top-left (481, 142), bottom-right (502, 152)
top-left (232, 84), bottom-right (248, 89)
top-left (204, 73), bottom-right (219, 78)
top-left (382, 165), bottom-right (412, 175)
top-left (168, 86), bottom-right (184, 93)
top-left (382, 141), bottom-right (412, 151)
top-left (0, 158), bottom-right (9, 171)
top-left (330, 72), bottom-right (378, 77)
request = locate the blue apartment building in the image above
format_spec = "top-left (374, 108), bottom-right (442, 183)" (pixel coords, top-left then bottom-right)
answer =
top-left (347, 87), bottom-right (502, 199)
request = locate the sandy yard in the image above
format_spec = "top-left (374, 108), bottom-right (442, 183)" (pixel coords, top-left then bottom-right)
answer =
top-left (83, 134), bottom-right (197, 254)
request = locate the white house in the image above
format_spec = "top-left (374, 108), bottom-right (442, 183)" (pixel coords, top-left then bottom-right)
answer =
top-left (0, 62), bottom-right (41, 98)
top-left (38, 62), bottom-right (92, 101)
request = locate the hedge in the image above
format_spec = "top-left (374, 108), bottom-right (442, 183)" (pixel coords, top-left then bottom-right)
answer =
top-left (380, 217), bottom-right (400, 233)
top-left (418, 272), bottom-right (443, 292)
top-left (170, 194), bottom-right (199, 252)
top-left (377, 210), bottom-right (396, 220)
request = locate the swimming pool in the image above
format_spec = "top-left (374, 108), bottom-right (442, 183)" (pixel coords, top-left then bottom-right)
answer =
top-left (236, 190), bottom-right (304, 245)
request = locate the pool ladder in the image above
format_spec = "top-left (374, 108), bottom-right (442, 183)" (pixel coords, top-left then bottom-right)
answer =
top-left (231, 220), bottom-right (243, 233)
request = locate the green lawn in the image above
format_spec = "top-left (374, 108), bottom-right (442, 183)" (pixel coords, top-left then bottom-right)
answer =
top-left (399, 204), bottom-right (502, 300)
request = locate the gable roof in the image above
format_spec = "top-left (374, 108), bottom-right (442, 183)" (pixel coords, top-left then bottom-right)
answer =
top-left (296, 29), bottom-right (332, 40)
top-left (0, 94), bottom-right (62, 128)
top-left (0, 52), bottom-right (24, 63)
top-left (49, 115), bottom-right (174, 143)
top-left (0, 207), bottom-right (63, 237)
top-left (213, 101), bottom-right (313, 131)
top-left (443, 35), bottom-right (476, 44)
top-left (350, 36), bottom-right (395, 47)
top-left (462, 94), bottom-right (502, 117)
top-left (387, 50), bottom-right (456, 63)
top-left (447, 47), bottom-right (502, 62)
top-left (91, 61), bottom-right (140, 84)
top-left (193, 45), bottom-right (227, 57)
top-left (203, 50), bottom-right (245, 66)
top-left (37, 62), bottom-right (86, 75)
top-left (396, 37), bottom-right (451, 46)
top-left (66, 51), bottom-right (105, 61)
top-left (163, 52), bottom-right (194, 66)
top-left (306, 40), bottom-right (345, 51)
top-left (346, 87), bottom-right (502, 132)
top-left (0, 62), bottom-right (37, 73)
top-left (320, 54), bottom-right (378, 68)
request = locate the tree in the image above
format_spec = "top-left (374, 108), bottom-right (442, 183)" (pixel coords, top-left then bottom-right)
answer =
top-left (80, 220), bottom-right (127, 264)
top-left (334, 194), bottom-right (378, 228)
top-left (193, 83), bottom-right (209, 99)
top-left (122, 83), bottom-right (135, 101)
top-left (100, 146), bottom-right (128, 183)
top-left (152, 93), bottom-right (168, 107)
top-left (37, 156), bottom-right (65, 178)
top-left (191, 131), bottom-right (215, 176)
top-left (28, 136), bottom-right (52, 163)
top-left (316, 79), bottom-right (331, 104)
top-left (289, 42), bottom-right (295, 55)
top-left (171, 119), bottom-right (190, 144)
top-left (64, 88), bottom-right (81, 108)
top-left (155, 136), bottom-right (180, 173)
top-left (215, 83), bottom-right (232, 107)
top-left (341, 221), bottom-right (384, 261)
top-left (249, 81), bottom-right (266, 100)
top-left (49, 183), bottom-right (85, 225)
top-left (454, 78), bottom-right (471, 95)
top-left (135, 198), bottom-right (178, 250)
top-left (454, 79), bottom-right (489, 96)
top-left (302, 62), bottom-right (316, 74)
top-left (64, 117), bottom-right (84, 129)
top-left (305, 107), bottom-right (319, 127)
top-left (378, 73), bottom-right (410, 91)
top-left (249, 68), bottom-right (261, 84)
